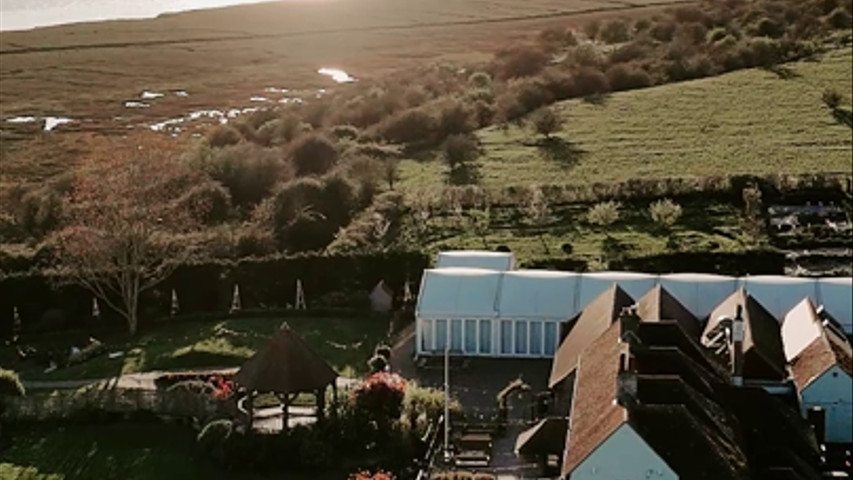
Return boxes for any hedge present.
[0,252,429,336]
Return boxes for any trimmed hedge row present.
[0,252,429,336]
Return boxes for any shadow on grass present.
[537,137,586,166]
[582,93,611,106]
[832,108,852,128]
[764,64,801,80]
[157,350,247,370]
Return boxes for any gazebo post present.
[281,393,289,432]
[247,390,255,430]
[332,381,338,418]
[317,387,326,421]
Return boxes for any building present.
[558,314,822,480]
[414,254,853,360]
[782,298,853,444]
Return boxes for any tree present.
[469,206,491,249]
[289,134,339,177]
[822,88,843,110]
[523,186,551,254]
[587,201,621,226]
[531,107,564,140]
[383,157,400,190]
[53,135,207,335]
[649,198,682,229]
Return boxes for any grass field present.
[402,197,748,268]
[3,314,388,381]
[0,423,334,480]
[399,46,853,192]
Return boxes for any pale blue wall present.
[570,424,678,480]
[801,366,853,443]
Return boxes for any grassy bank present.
[401,197,749,268]
[399,46,853,192]
[0,423,336,480]
[3,315,388,381]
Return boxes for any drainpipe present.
[732,305,745,387]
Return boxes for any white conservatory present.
[414,251,853,358]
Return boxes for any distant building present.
[783,298,853,444]
[369,280,394,313]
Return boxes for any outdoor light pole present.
[443,323,451,463]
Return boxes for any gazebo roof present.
[235,323,338,394]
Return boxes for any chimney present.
[619,306,642,346]
[732,305,745,387]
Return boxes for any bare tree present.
[469,206,491,249]
[53,135,206,335]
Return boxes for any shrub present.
[572,67,611,97]
[496,45,549,79]
[206,143,285,208]
[827,6,853,27]
[0,368,25,397]
[609,41,654,64]
[822,88,844,109]
[606,63,653,90]
[377,108,436,144]
[207,125,242,148]
[403,383,460,431]
[650,20,677,42]
[353,372,406,422]
[584,20,601,39]
[567,44,604,68]
[442,134,480,170]
[530,107,564,139]
[707,27,729,43]
[538,68,576,100]
[752,16,785,38]
[176,180,232,224]
[167,379,215,395]
[587,201,621,226]
[375,344,392,359]
[330,124,361,141]
[749,37,782,67]
[368,354,388,373]
[507,78,554,114]
[437,100,476,138]
[197,419,233,459]
[649,199,683,227]
[468,71,493,88]
[289,134,339,177]
[599,18,632,43]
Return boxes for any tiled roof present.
[784,298,853,391]
[548,284,633,388]
[562,322,626,476]
[636,284,702,340]
[703,289,787,380]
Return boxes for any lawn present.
[4,314,388,381]
[399,46,853,192]
[0,423,336,480]
[401,197,749,268]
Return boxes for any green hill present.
[399,46,853,192]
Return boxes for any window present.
[530,321,543,355]
[479,320,492,354]
[436,319,448,351]
[420,319,432,352]
[464,319,477,353]
[451,319,463,352]
[501,320,513,354]
[544,322,558,356]
[515,321,528,354]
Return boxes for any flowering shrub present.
[349,471,395,480]
[353,372,406,422]
[210,375,235,400]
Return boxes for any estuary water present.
[0,0,280,31]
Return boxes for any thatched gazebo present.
[234,322,338,430]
